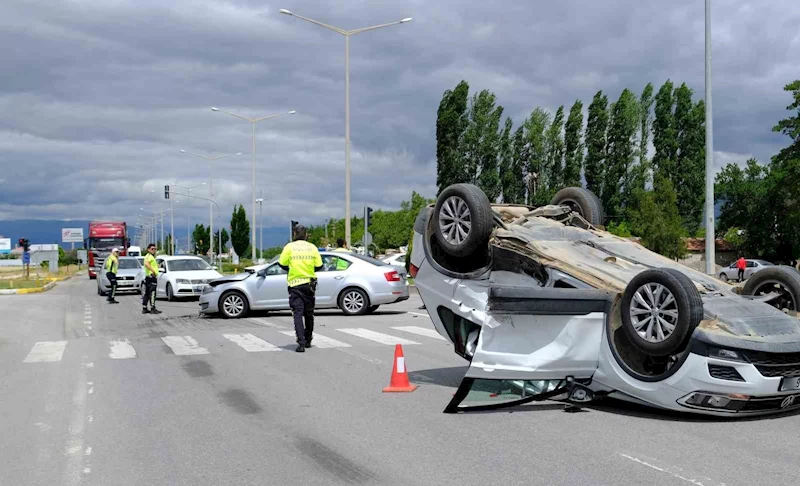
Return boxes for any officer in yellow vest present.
[142,243,162,315]
[104,248,120,304]
[333,238,352,271]
[279,224,323,352]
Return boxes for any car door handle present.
[334,275,345,280]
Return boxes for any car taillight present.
[409,264,419,278]
[384,270,401,282]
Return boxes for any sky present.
[1,0,798,231]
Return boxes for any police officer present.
[334,238,351,253]
[142,243,162,314]
[104,247,120,304]
[279,224,322,352]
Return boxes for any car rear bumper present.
[370,283,410,305]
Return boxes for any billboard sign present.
[0,238,10,254]
[62,227,84,243]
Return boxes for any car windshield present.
[756,260,773,266]
[117,258,140,269]
[168,259,213,271]
[89,238,125,250]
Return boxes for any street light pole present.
[256,197,264,260]
[704,0,715,275]
[211,107,295,261]
[279,9,412,247]
[172,182,205,254]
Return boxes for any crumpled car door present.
[444,285,613,413]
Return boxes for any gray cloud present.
[1,0,798,229]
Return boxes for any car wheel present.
[719,273,728,282]
[432,183,494,258]
[621,268,704,356]
[366,305,380,314]
[742,266,800,312]
[220,291,249,319]
[550,187,604,226]
[339,288,369,316]
[166,283,175,302]
[98,286,105,296]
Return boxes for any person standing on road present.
[736,256,746,282]
[142,243,162,315]
[104,247,120,304]
[333,238,351,253]
[279,224,322,353]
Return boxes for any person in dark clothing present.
[278,224,323,352]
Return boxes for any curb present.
[0,281,57,295]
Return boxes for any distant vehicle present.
[719,259,774,282]
[154,255,223,301]
[85,221,128,279]
[127,246,142,257]
[97,257,143,296]
[382,252,407,271]
[199,251,409,318]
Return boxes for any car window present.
[117,258,140,269]
[265,264,287,276]
[167,259,213,271]
[746,261,756,268]
[756,260,773,266]
[321,255,351,272]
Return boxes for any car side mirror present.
[257,269,266,277]
[212,265,218,270]
[159,268,165,273]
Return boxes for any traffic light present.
[18,238,30,251]
[365,207,373,228]
[165,185,170,199]
[291,220,298,234]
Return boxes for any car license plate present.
[779,376,800,391]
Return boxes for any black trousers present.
[738,269,745,281]
[143,275,158,308]
[289,283,316,346]
[106,272,117,300]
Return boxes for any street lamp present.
[181,150,241,262]
[141,208,169,253]
[211,106,295,261]
[280,8,412,246]
[704,0,715,275]
[256,197,264,260]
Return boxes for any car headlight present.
[707,346,745,362]
[202,285,216,294]
[176,279,190,284]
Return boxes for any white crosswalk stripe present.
[279,331,351,348]
[336,328,420,345]
[391,326,447,341]
[161,336,209,356]
[23,341,68,363]
[223,333,282,352]
[109,339,137,359]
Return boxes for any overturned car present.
[410,183,800,416]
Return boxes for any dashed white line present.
[618,453,725,486]
[161,336,209,356]
[109,339,137,359]
[84,447,92,456]
[391,326,446,340]
[336,328,420,345]
[279,331,352,348]
[23,341,68,363]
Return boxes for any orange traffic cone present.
[382,344,418,393]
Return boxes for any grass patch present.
[0,279,48,290]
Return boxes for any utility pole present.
[704,0,715,275]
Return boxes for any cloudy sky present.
[1,0,798,231]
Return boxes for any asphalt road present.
[2,275,800,486]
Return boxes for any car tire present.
[432,183,494,258]
[219,291,249,319]
[742,266,800,312]
[550,187,604,226]
[166,283,175,302]
[339,288,370,316]
[621,268,704,356]
[98,286,105,296]
[366,305,380,314]
[719,273,728,282]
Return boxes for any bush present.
[607,221,632,237]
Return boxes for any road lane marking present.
[161,336,209,356]
[336,329,419,345]
[280,331,352,348]
[24,341,68,363]
[223,333,282,352]
[391,326,447,340]
[248,317,288,329]
[618,453,725,486]
[109,339,137,359]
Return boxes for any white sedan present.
[155,255,223,301]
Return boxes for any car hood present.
[209,273,251,286]
[169,270,223,281]
[116,269,142,277]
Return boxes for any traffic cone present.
[382,344,417,393]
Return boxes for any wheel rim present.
[629,283,679,343]
[223,294,244,316]
[720,274,728,281]
[343,291,364,313]
[561,199,583,217]
[751,280,797,311]
[439,196,471,245]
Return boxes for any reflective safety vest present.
[104,254,118,274]
[144,254,158,277]
[279,240,322,287]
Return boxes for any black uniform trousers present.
[106,272,117,301]
[143,275,158,308]
[289,282,316,346]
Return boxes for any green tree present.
[524,108,550,205]
[498,118,517,203]
[563,100,584,187]
[584,91,609,198]
[629,83,655,194]
[218,228,229,252]
[653,80,678,185]
[603,88,638,220]
[544,105,565,195]
[230,204,250,258]
[436,81,470,192]
[461,89,504,200]
[769,80,800,261]
[630,175,687,260]
[509,125,528,204]
[675,87,706,234]
[192,224,210,255]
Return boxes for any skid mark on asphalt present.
[295,437,378,485]
[618,453,727,486]
[218,389,262,415]
[183,360,214,378]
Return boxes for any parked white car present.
[381,252,407,271]
[719,259,774,282]
[155,255,223,301]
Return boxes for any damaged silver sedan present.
[409,183,800,416]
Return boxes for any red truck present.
[85,221,128,279]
